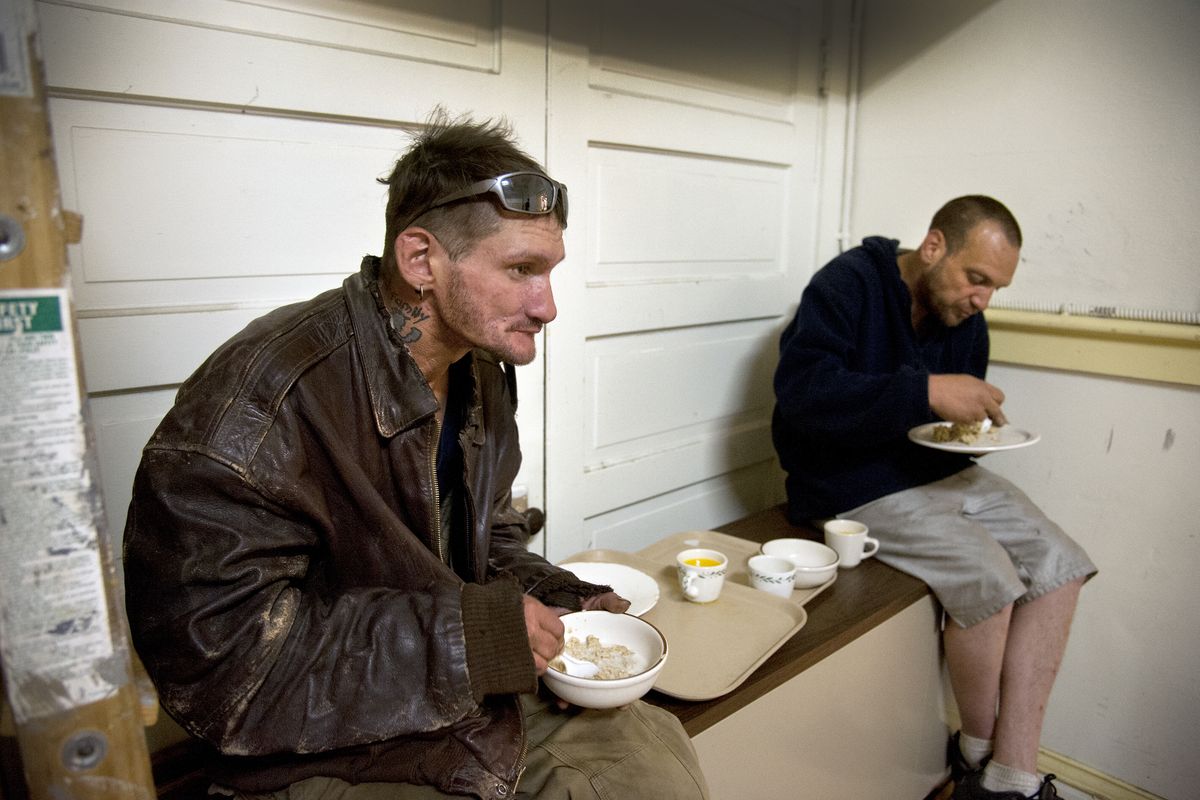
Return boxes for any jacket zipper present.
[442,362,524,798]
[510,711,529,797]
[428,420,445,564]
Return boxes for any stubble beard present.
[920,261,968,328]
[439,267,539,366]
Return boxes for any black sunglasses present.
[399,171,568,232]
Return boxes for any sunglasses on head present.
[400,171,568,232]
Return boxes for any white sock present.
[981,760,1042,795]
[959,732,993,769]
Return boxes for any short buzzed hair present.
[930,195,1022,254]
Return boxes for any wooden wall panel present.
[586,320,775,450]
[52,100,396,308]
[584,465,783,554]
[582,319,777,517]
[588,146,786,283]
[89,391,177,553]
[37,0,517,118]
[43,0,500,70]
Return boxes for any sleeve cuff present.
[460,577,538,701]
[526,570,613,611]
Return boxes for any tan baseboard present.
[1038,747,1164,800]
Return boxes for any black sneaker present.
[952,770,1060,800]
[947,732,988,784]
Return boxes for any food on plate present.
[931,419,999,445]
[549,635,638,680]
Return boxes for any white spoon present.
[556,652,600,679]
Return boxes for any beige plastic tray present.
[636,529,835,607]
[559,543,809,701]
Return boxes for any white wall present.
[850,0,1200,318]
[846,2,1200,797]
[985,366,1199,797]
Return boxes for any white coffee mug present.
[823,519,880,568]
[747,554,796,598]
[675,548,728,603]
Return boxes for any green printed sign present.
[0,296,62,334]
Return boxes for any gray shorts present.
[841,465,1097,628]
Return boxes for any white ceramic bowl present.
[542,611,668,709]
[760,538,840,588]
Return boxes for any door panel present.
[545,0,826,561]
[52,99,396,305]
[583,465,784,555]
[588,146,788,280]
[583,319,779,522]
[89,390,178,551]
[586,0,804,120]
[38,0,524,116]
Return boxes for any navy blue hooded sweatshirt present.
[771,236,984,522]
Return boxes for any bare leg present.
[991,578,1083,773]
[944,603,1012,742]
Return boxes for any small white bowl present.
[747,554,796,597]
[542,611,668,709]
[761,538,840,588]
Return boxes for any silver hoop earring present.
[418,285,425,299]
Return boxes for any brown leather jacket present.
[124,257,599,799]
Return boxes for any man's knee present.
[519,701,709,799]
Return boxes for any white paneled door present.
[543,0,827,561]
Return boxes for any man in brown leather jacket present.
[123,111,709,800]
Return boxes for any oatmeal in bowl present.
[543,611,668,708]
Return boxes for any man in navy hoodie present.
[772,196,1095,800]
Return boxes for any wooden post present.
[0,1,157,797]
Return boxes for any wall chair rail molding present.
[985,308,1200,388]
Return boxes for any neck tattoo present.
[391,301,429,345]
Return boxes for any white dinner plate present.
[558,562,660,617]
[907,421,1041,455]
